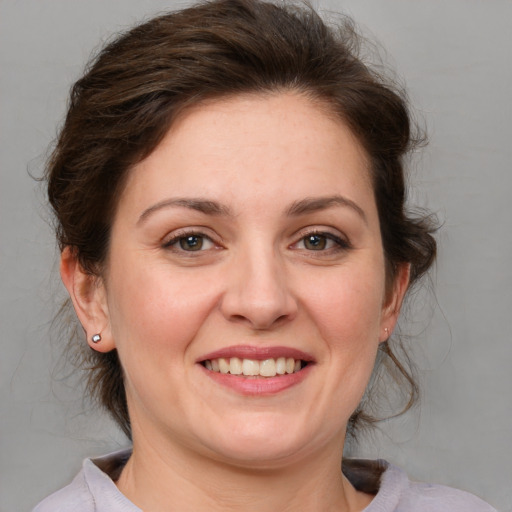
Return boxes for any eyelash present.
[162,229,350,254]
[162,230,217,253]
[292,230,351,253]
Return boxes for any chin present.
[197,414,340,468]
[211,440,309,469]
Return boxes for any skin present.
[62,92,409,512]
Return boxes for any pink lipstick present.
[197,345,315,395]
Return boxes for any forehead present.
[118,92,375,219]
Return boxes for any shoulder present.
[32,469,94,512]
[344,459,497,512]
[399,481,498,511]
[374,462,498,512]
[32,449,138,512]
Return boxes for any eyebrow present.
[286,195,367,224]
[138,198,232,224]
[138,194,367,225]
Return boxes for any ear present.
[379,263,410,342]
[60,247,115,353]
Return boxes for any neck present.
[116,426,373,512]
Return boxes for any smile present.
[203,357,306,377]
[197,346,314,393]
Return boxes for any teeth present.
[260,358,276,377]
[204,357,305,377]
[242,359,260,376]
[219,357,230,374]
[229,357,242,375]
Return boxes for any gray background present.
[1,1,511,511]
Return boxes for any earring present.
[384,327,389,338]
[91,333,102,343]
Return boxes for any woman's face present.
[90,93,406,466]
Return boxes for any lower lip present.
[199,364,313,396]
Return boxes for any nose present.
[220,246,298,330]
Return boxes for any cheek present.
[106,262,216,373]
[305,264,385,345]
[300,264,385,403]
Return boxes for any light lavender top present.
[33,450,497,511]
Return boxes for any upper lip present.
[197,345,315,363]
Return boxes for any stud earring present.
[91,334,102,343]
[384,327,389,337]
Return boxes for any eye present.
[163,232,215,252]
[293,231,350,252]
[178,235,209,251]
[302,234,330,250]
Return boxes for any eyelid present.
[161,227,222,250]
[291,227,351,251]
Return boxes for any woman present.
[33,0,496,510]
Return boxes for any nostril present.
[225,310,294,330]
[268,314,292,328]
[230,314,250,324]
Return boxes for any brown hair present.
[46,0,436,439]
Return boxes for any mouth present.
[198,345,314,380]
[197,346,314,395]
[201,357,309,377]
